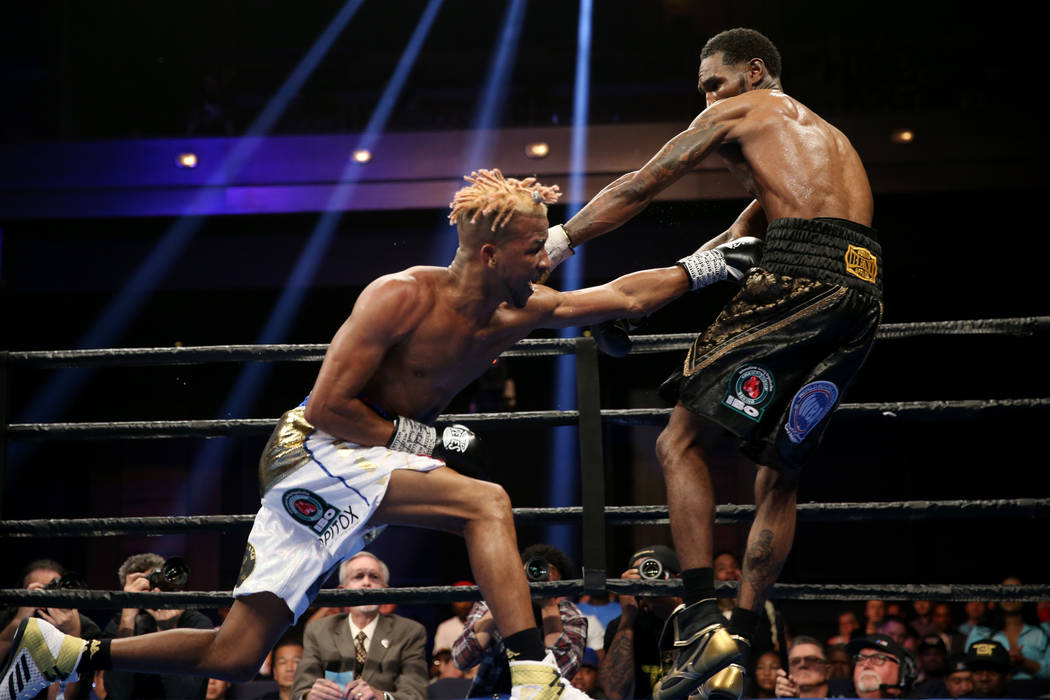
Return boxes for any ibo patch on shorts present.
[233,406,443,621]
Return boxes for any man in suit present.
[291,553,427,700]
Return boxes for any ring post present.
[574,337,606,594]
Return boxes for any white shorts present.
[232,406,442,621]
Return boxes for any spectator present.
[713,550,787,657]
[292,552,427,700]
[103,553,213,700]
[909,601,937,638]
[0,559,103,700]
[599,545,681,700]
[427,649,471,700]
[205,678,231,700]
[967,639,1013,697]
[825,644,853,681]
[876,615,912,648]
[828,610,861,646]
[261,635,303,700]
[752,651,782,698]
[432,581,475,655]
[773,636,836,698]
[959,601,989,637]
[864,600,886,636]
[914,635,948,686]
[930,602,964,654]
[575,592,622,633]
[571,648,604,699]
[845,633,917,699]
[964,576,1050,680]
[452,544,586,697]
[915,653,970,699]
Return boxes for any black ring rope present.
[6,317,1047,368]
[3,499,1046,538]
[8,398,1049,440]
[2,582,1047,611]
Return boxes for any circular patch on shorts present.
[283,488,325,525]
[236,543,256,586]
[722,364,775,421]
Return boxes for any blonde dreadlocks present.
[448,169,561,232]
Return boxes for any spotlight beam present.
[176,0,447,517]
[15,0,368,454]
[548,0,593,558]
[432,0,528,267]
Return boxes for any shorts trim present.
[303,434,370,506]
[684,284,846,377]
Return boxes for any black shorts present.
[658,217,883,470]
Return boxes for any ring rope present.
[8,398,1049,440]
[6,317,1047,368]
[3,499,1046,538]
[2,582,1048,611]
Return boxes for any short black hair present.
[521,543,575,580]
[21,559,65,586]
[701,28,782,79]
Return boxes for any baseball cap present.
[581,648,600,669]
[946,653,970,674]
[628,545,681,575]
[847,633,911,663]
[918,635,947,654]
[966,639,1011,672]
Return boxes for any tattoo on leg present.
[745,529,778,597]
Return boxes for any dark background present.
[1,1,1047,643]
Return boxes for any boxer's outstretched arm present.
[530,265,691,330]
[562,111,736,246]
[305,275,420,445]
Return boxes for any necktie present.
[355,630,368,671]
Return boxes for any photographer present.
[102,553,213,700]
[600,545,682,700]
[0,559,102,699]
[451,544,587,697]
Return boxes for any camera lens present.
[524,558,550,582]
[160,557,190,588]
[637,557,664,580]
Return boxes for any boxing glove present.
[677,236,763,290]
[388,418,490,480]
[589,318,642,358]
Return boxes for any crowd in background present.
[3,550,1048,700]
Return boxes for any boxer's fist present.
[589,318,642,358]
[433,424,490,480]
[716,236,763,281]
[677,236,763,290]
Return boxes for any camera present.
[146,557,190,592]
[636,557,666,580]
[524,557,550,582]
[43,573,86,591]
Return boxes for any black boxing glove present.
[589,317,644,358]
[677,236,764,289]
[388,418,490,480]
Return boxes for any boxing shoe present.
[509,651,593,700]
[0,617,85,700]
[652,602,741,700]
[692,662,746,700]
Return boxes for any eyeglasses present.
[855,653,899,667]
[788,656,827,668]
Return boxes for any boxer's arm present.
[560,102,745,247]
[305,276,418,446]
[530,265,691,330]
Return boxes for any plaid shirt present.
[451,600,588,694]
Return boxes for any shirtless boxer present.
[543,28,883,700]
[0,168,760,700]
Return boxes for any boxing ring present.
[2,315,1050,612]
